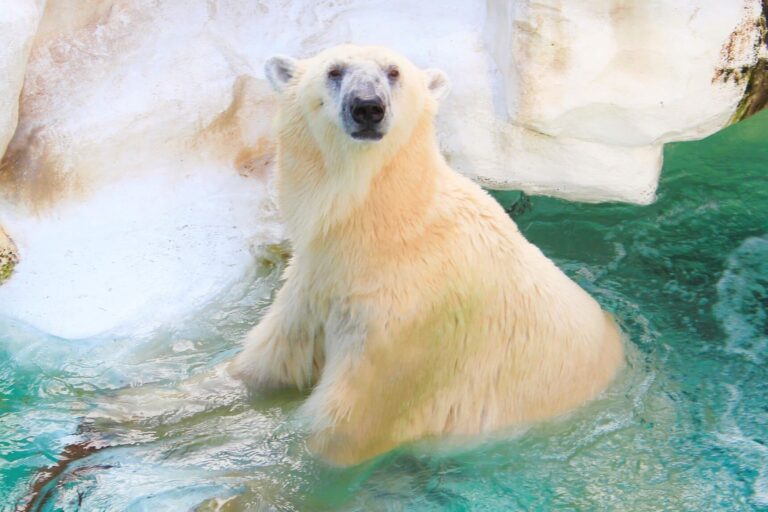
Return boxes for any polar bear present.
[230,45,624,465]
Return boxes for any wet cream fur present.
[230,45,624,465]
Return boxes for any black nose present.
[350,97,385,125]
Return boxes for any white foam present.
[715,235,768,362]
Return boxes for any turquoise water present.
[1,110,767,510]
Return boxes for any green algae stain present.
[0,230,19,285]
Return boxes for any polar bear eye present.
[328,67,343,79]
[387,67,400,80]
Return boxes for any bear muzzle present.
[343,94,390,141]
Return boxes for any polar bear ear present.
[425,69,450,102]
[265,55,299,93]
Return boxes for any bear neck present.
[275,106,442,251]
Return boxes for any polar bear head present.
[264,45,449,154]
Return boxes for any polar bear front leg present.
[229,276,319,392]
[297,302,404,465]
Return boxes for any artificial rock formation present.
[0,0,764,337]
[483,0,768,202]
[0,0,42,158]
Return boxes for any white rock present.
[0,0,42,158]
[0,167,281,339]
[0,0,763,337]
[0,1,283,339]
[486,0,764,146]
[483,0,766,202]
